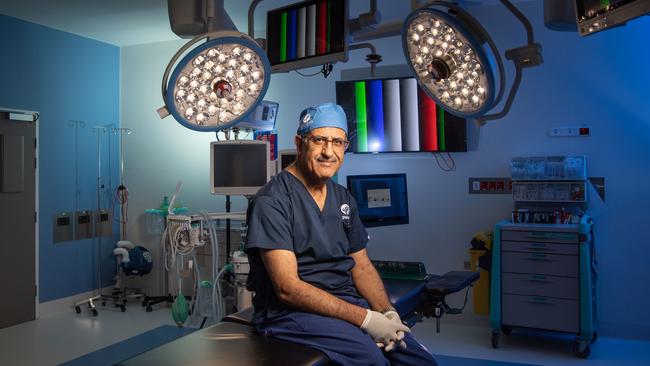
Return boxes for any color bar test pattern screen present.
[336,77,467,153]
[267,0,346,67]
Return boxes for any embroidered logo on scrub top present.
[341,204,351,234]
[340,204,350,216]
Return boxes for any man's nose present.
[320,142,335,157]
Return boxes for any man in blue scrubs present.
[245,102,437,366]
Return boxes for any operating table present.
[117,262,478,366]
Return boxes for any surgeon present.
[244,102,438,366]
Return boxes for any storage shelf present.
[512,181,587,203]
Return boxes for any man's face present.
[296,127,348,181]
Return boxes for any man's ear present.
[294,135,306,159]
[294,134,301,150]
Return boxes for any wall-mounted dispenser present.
[53,212,73,243]
[74,210,93,240]
[95,209,112,237]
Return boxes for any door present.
[0,111,36,329]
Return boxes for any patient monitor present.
[210,140,271,196]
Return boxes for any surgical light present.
[402,1,542,125]
[158,31,271,132]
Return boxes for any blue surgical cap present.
[297,102,348,136]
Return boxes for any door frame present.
[1,107,39,318]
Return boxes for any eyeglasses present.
[304,135,350,150]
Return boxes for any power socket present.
[548,126,590,137]
[468,177,512,194]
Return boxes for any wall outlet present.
[548,126,590,137]
[468,177,512,194]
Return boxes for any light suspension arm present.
[349,43,382,77]
[248,0,264,38]
[476,0,542,125]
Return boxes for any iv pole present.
[73,126,127,315]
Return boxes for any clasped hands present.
[360,309,410,352]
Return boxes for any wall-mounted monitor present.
[266,0,348,73]
[235,101,279,131]
[576,0,650,36]
[336,77,467,153]
[346,173,409,228]
[210,140,271,196]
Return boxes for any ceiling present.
[0,0,523,47]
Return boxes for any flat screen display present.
[235,101,279,131]
[576,0,650,36]
[336,77,467,153]
[266,0,347,71]
[211,140,270,196]
[347,173,409,228]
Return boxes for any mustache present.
[316,157,338,163]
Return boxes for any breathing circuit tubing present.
[162,182,227,326]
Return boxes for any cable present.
[294,69,323,77]
[112,186,129,240]
[168,219,195,256]
[206,214,224,321]
[199,211,227,322]
[161,226,172,273]
[433,152,456,172]
[294,62,334,78]
[213,266,228,321]
[199,212,217,319]
[187,251,203,328]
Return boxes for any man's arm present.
[350,249,393,312]
[260,248,367,326]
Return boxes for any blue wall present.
[0,15,121,302]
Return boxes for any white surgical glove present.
[360,309,410,350]
[383,310,408,351]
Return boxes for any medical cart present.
[490,156,598,358]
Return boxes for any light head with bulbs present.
[158,31,271,132]
[402,0,542,125]
[403,7,496,118]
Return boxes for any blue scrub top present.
[245,170,369,320]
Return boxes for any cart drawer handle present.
[528,274,553,283]
[526,243,551,251]
[527,297,555,305]
[528,253,551,261]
